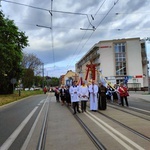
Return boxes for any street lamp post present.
[42,63,44,89]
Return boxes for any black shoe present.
[73,112,76,115]
[77,110,81,113]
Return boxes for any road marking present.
[86,111,145,150]
[129,106,150,113]
[0,106,38,150]
[21,98,48,150]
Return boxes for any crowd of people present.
[47,80,129,115]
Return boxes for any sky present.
[1,0,150,77]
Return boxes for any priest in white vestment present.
[88,80,98,111]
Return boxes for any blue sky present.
[1,0,150,77]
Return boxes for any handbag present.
[126,92,129,96]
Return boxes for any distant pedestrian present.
[69,81,80,115]
[118,83,129,107]
[115,84,121,105]
[65,86,71,106]
[106,85,114,103]
[59,85,66,105]
[79,81,89,113]
[88,80,98,112]
[54,86,60,102]
[43,86,47,94]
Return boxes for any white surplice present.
[69,86,80,102]
[88,84,98,110]
[79,85,89,101]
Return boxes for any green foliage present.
[48,77,59,87]
[22,68,34,88]
[0,11,29,94]
[34,76,43,87]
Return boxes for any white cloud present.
[1,0,150,77]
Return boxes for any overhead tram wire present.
[1,0,50,11]
[83,0,120,44]
[2,0,149,16]
[65,0,107,70]
[1,0,94,27]
[65,0,120,72]
[95,0,120,30]
[2,0,120,73]
[79,0,120,58]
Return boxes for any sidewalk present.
[128,91,150,102]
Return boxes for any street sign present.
[10,78,17,84]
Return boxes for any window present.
[114,43,127,75]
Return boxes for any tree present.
[22,68,34,88]
[21,53,43,88]
[0,11,28,94]
[22,53,43,76]
[48,77,59,87]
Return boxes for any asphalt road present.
[0,93,149,150]
[0,94,47,150]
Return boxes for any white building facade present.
[76,37,149,90]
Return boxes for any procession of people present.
[51,78,129,115]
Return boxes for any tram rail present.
[24,94,149,150]
[67,107,107,150]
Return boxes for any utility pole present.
[42,63,44,89]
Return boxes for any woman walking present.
[118,83,129,107]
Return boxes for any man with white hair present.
[88,80,98,111]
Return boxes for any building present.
[59,70,79,86]
[75,37,149,90]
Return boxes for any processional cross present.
[85,60,98,81]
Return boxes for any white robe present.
[88,84,98,110]
[69,86,80,102]
[79,85,89,101]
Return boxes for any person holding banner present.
[88,80,98,111]
[118,82,129,107]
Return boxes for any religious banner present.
[85,61,98,81]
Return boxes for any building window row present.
[114,43,127,76]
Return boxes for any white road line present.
[129,106,150,113]
[86,111,145,150]
[0,106,38,150]
[21,98,48,150]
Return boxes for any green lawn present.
[0,90,43,106]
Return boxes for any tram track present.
[67,106,107,150]
[85,104,150,142]
[69,102,149,149]
[26,94,149,150]
[108,103,150,121]
[66,104,149,149]
[37,95,50,150]
[97,109,150,142]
